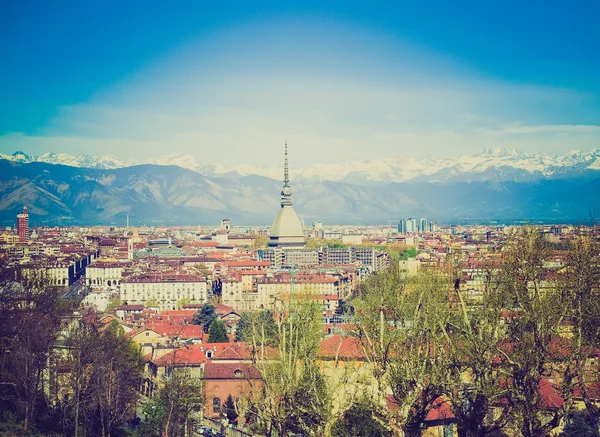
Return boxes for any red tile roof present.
[203,362,261,380]
[319,336,365,359]
[152,342,233,366]
[425,397,455,422]
[212,343,254,360]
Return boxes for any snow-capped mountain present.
[0,151,136,169]
[2,147,600,183]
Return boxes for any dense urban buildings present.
[2,150,600,437]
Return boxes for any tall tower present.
[17,206,29,243]
[268,142,305,248]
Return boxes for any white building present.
[120,273,207,311]
[398,258,420,277]
[86,261,131,287]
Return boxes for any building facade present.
[120,273,207,311]
[17,206,29,243]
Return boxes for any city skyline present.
[1,1,599,167]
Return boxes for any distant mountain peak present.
[12,151,31,160]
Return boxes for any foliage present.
[235,310,278,345]
[224,394,238,425]
[235,312,250,342]
[176,297,191,310]
[0,270,74,433]
[560,412,594,437]
[0,269,143,437]
[62,320,145,437]
[105,297,123,311]
[442,259,511,437]
[252,235,269,249]
[245,298,331,437]
[305,238,346,249]
[399,247,418,260]
[331,397,391,437]
[353,267,451,436]
[335,299,354,316]
[497,227,571,437]
[145,298,159,307]
[284,362,331,434]
[192,303,217,333]
[138,371,203,437]
[208,318,228,343]
[560,236,600,431]
[137,398,166,437]
[162,371,204,437]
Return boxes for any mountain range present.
[3,147,600,184]
[0,149,599,226]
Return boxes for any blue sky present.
[1,0,599,166]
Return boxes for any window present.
[213,397,221,413]
[234,369,243,378]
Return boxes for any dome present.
[269,206,304,246]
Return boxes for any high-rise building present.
[17,206,29,243]
[419,218,428,233]
[268,142,305,249]
[398,219,407,234]
[406,218,417,233]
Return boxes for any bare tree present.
[246,297,332,437]
[497,227,572,437]
[353,268,452,437]
[443,263,513,437]
[0,270,72,432]
[561,236,600,435]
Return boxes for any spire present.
[281,141,293,207]
[284,140,289,187]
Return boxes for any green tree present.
[192,303,217,333]
[235,310,278,345]
[138,371,203,437]
[284,362,331,435]
[177,297,191,310]
[560,412,594,437]
[224,394,238,425]
[138,398,166,437]
[208,319,228,343]
[331,396,391,437]
[235,312,250,342]
[105,297,123,312]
